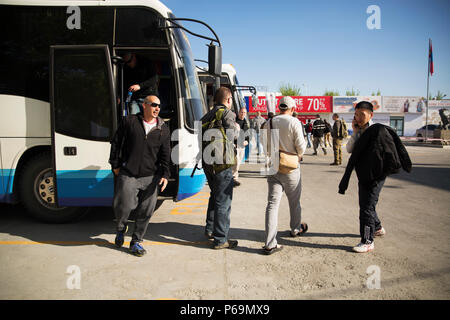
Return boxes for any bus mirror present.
[252,93,258,108]
[208,44,222,76]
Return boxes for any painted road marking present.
[170,191,209,215]
[0,240,210,246]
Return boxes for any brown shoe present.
[213,240,238,249]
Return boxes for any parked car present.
[416,124,437,141]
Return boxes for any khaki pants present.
[324,132,331,147]
[332,138,343,164]
[313,137,326,154]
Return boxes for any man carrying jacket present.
[338,101,411,253]
[109,95,170,257]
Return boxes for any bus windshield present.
[171,17,206,128]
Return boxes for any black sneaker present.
[233,180,241,187]
[205,231,214,240]
[115,225,128,248]
[129,241,147,257]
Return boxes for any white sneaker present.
[374,227,386,237]
[352,242,374,253]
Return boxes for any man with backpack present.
[330,113,346,165]
[201,87,239,250]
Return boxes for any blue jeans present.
[306,133,312,148]
[204,167,234,245]
[255,132,263,154]
[129,98,144,115]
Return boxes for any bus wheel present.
[19,152,87,223]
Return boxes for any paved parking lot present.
[0,145,449,299]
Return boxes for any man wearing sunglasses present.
[109,95,170,257]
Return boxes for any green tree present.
[428,91,447,100]
[345,87,360,96]
[371,89,381,96]
[323,89,340,96]
[279,83,302,96]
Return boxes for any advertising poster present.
[333,96,383,113]
[383,96,424,113]
[249,96,332,114]
[428,100,450,108]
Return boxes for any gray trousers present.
[265,168,302,249]
[113,172,159,243]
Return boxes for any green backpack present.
[201,107,236,174]
[340,119,349,139]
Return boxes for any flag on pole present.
[429,39,434,76]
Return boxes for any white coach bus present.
[0,0,221,222]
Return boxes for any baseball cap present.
[279,96,296,110]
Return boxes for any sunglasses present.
[145,102,160,108]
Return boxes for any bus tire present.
[19,152,87,223]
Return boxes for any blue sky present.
[164,0,449,97]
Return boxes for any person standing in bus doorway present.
[262,96,308,255]
[201,87,239,249]
[123,53,159,115]
[109,95,170,257]
[232,107,250,187]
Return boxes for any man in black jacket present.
[312,114,327,155]
[338,101,411,253]
[109,95,170,256]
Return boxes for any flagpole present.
[425,38,430,143]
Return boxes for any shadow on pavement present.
[0,205,358,254]
[389,165,450,192]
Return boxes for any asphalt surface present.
[0,143,449,300]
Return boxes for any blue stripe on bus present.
[2,167,207,205]
[176,167,206,201]
[55,170,114,206]
[58,197,113,207]
[0,169,15,203]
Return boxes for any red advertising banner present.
[249,96,332,113]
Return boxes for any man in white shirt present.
[261,96,308,255]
